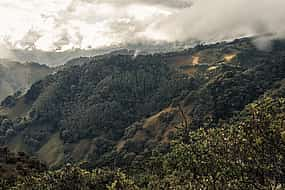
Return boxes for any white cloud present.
[0,42,14,59]
[88,0,192,8]
[0,0,176,51]
[151,0,285,42]
[0,0,284,51]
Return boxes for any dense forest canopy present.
[0,38,285,189]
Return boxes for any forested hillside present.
[0,37,285,189]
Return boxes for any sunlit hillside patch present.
[192,56,200,65]
[224,53,237,62]
[208,66,218,71]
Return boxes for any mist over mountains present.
[1,0,285,69]
[1,1,285,189]
[0,37,285,189]
[0,40,197,67]
[1,0,285,52]
[0,59,52,102]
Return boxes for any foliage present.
[144,97,285,189]
[3,166,139,190]
[1,38,285,190]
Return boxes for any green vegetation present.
[2,96,285,189]
[1,38,285,189]
[143,97,285,189]
[1,166,138,190]
[37,133,64,168]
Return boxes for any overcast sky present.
[0,0,284,51]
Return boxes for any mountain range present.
[0,37,285,189]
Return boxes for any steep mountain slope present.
[0,60,52,102]
[1,37,285,169]
[143,92,285,189]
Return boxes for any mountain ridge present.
[0,37,285,170]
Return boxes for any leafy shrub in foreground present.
[144,97,285,189]
[7,166,138,190]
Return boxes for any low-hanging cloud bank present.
[73,0,193,9]
[0,0,285,51]
[151,0,285,42]
[0,43,14,59]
